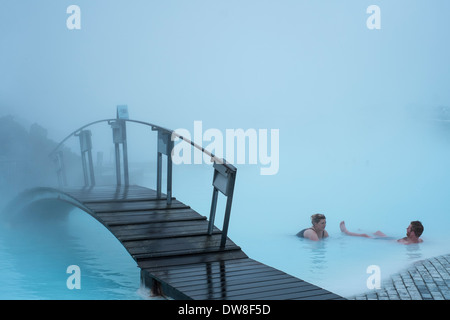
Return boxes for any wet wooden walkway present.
[62,185,344,300]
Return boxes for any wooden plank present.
[279,292,339,300]
[111,220,209,233]
[138,250,249,269]
[86,199,189,213]
[168,270,292,292]
[259,288,339,300]
[167,265,290,285]
[144,257,256,275]
[124,234,240,259]
[96,208,205,226]
[64,185,158,202]
[110,218,208,230]
[148,259,267,281]
[57,185,344,300]
[179,272,330,300]
[185,279,315,300]
[189,274,303,293]
[180,275,300,296]
[96,207,199,218]
[217,287,331,300]
[163,261,283,282]
[110,221,221,241]
[100,215,204,227]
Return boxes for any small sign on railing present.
[213,162,233,197]
[116,105,129,120]
[208,162,237,248]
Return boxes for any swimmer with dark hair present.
[339,221,424,245]
[297,213,329,241]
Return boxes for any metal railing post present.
[109,106,130,187]
[207,187,219,235]
[155,129,174,205]
[167,146,173,205]
[114,140,121,186]
[87,147,95,186]
[122,121,129,186]
[76,130,95,187]
[220,178,235,248]
[207,162,237,248]
[156,152,162,199]
[52,150,67,188]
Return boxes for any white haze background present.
[1,0,450,298]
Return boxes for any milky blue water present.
[2,115,450,299]
[171,160,450,298]
[169,117,450,298]
[1,0,450,300]
[0,207,145,300]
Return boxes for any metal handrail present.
[49,118,234,170]
[49,109,237,248]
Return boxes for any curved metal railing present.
[50,118,228,166]
[49,106,237,248]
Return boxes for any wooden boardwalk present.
[59,185,343,300]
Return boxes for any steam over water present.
[1,1,450,299]
[1,103,450,299]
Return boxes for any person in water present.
[297,213,329,241]
[339,220,424,245]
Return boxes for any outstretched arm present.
[340,221,371,238]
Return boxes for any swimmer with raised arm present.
[339,220,424,245]
[297,213,329,241]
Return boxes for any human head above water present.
[410,221,424,237]
[311,213,326,226]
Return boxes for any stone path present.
[352,254,450,300]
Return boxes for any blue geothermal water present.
[1,114,450,299]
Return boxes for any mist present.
[1,0,450,298]
[1,1,449,136]
[2,0,449,192]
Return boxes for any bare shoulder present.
[397,237,423,244]
[303,229,319,241]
